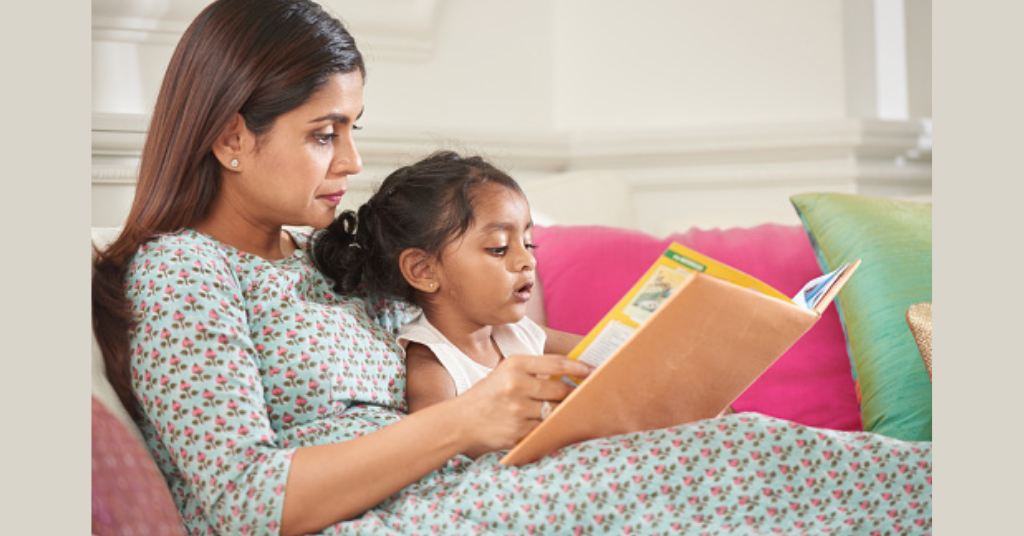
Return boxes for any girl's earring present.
[230,159,239,168]
[429,283,435,290]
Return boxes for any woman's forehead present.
[294,71,365,121]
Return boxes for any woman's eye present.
[314,133,339,145]
[487,246,508,256]
[352,124,363,131]
[525,243,538,251]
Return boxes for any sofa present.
[91,191,933,534]
[526,192,933,441]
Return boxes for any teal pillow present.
[790,193,931,441]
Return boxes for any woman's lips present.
[319,190,346,205]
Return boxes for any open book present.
[500,243,859,465]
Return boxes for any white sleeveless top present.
[397,315,547,394]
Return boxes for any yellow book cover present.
[563,242,792,385]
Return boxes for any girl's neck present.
[425,313,502,369]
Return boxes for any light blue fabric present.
[126,228,932,535]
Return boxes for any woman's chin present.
[302,211,339,230]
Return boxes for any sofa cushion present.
[906,302,933,382]
[532,223,862,432]
[791,193,932,441]
[93,396,186,536]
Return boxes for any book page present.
[563,320,637,385]
[791,262,851,310]
[562,242,790,383]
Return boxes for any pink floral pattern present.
[126,229,932,535]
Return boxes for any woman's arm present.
[281,399,464,534]
[404,342,457,413]
[127,242,294,535]
[281,353,594,535]
[129,238,593,536]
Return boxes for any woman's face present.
[234,71,364,230]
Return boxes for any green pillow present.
[790,193,931,441]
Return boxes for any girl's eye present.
[313,133,339,145]
[353,124,363,131]
[487,247,509,256]
[525,243,538,251]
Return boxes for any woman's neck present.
[192,208,296,260]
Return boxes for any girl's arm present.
[403,341,517,459]
[526,276,584,354]
[404,342,457,413]
[542,326,584,355]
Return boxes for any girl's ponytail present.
[313,207,369,294]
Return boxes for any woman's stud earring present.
[230,159,239,168]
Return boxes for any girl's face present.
[232,71,364,230]
[431,183,537,330]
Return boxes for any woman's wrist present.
[421,395,480,454]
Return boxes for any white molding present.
[92,131,147,158]
[92,164,141,185]
[324,0,442,62]
[91,0,442,61]
[92,112,149,133]
[90,112,571,173]
[568,119,928,165]
[874,0,910,119]
[92,112,931,192]
[91,0,204,45]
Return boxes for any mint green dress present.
[125,229,932,535]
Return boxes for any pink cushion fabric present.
[532,224,862,432]
[92,396,186,536]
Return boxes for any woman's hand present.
[444,354,595,457]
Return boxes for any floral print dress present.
[125,229,932,536]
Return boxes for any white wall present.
[553,1,848,129]
[92,0,931,235]
[356,1,556,133]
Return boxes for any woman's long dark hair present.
[313,151,524,304]
[92,0,365,418]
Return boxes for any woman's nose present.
[332,137,362,176]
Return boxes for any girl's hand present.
[445,354,595,456]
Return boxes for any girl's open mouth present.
[513,280,534,301]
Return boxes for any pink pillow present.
[533,224,862,432]
[93,396,186,536]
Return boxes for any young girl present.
[314,151,583,414]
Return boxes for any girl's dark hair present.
[92,0,365,418]
[313,151,524,303]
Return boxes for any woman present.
[92,1,932,535]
